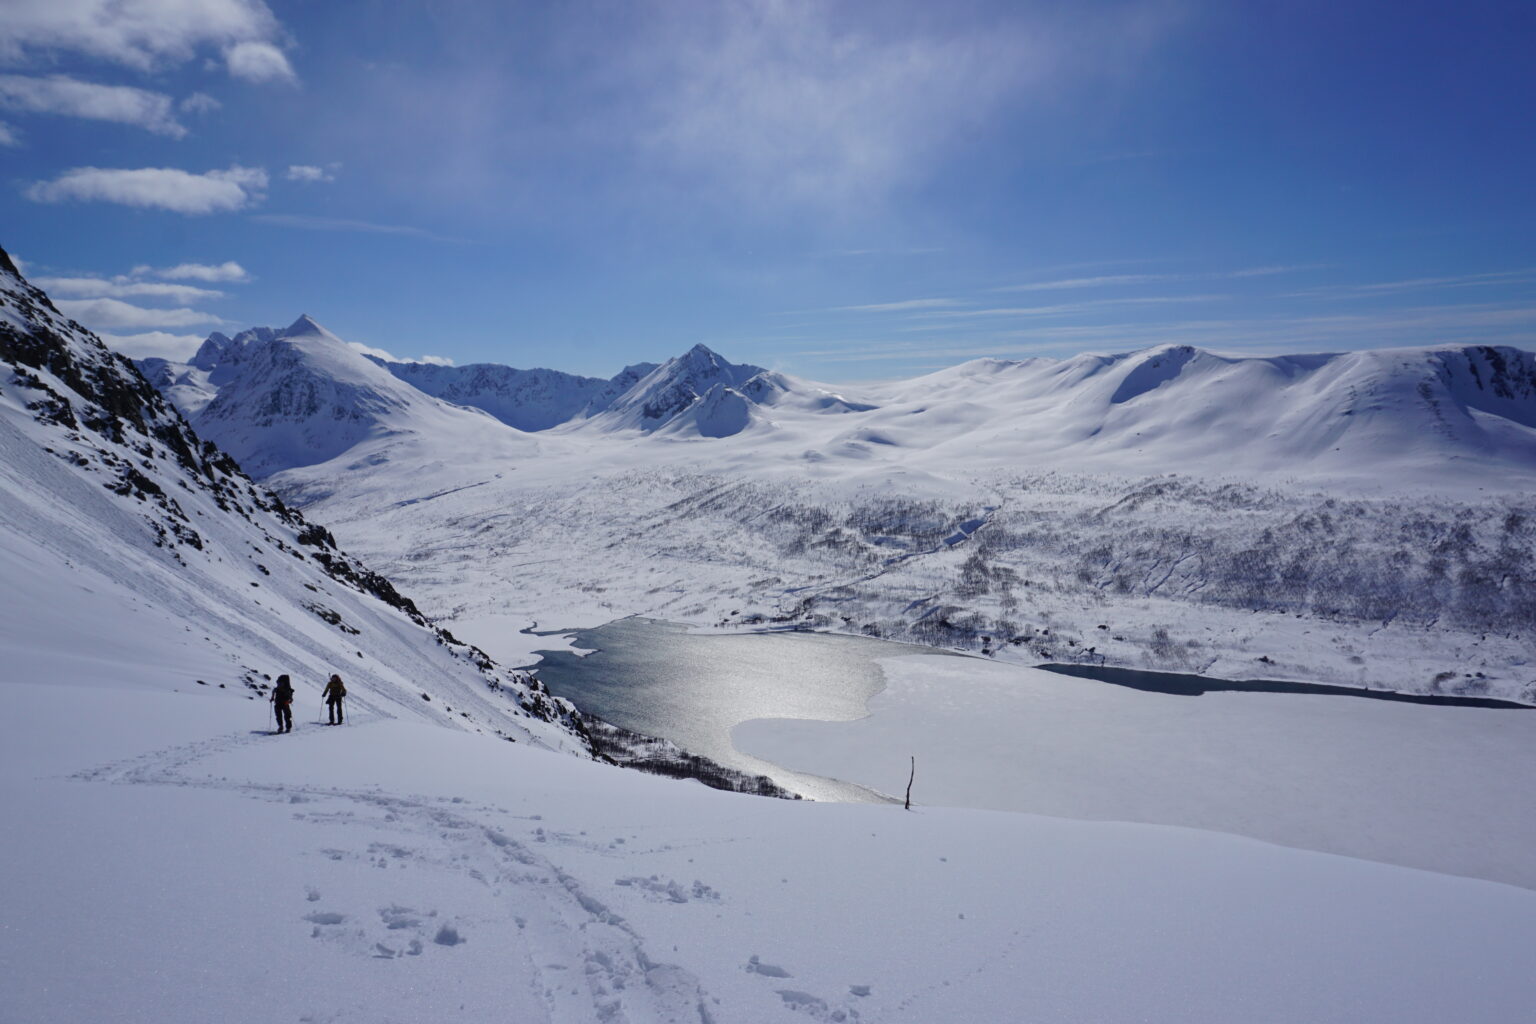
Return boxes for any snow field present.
[734,656,1536,889]
[6,679,1536,1024]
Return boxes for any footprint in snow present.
[745,954,791,978]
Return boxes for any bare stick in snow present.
[905,755,915,811]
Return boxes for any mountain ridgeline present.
[137,314,1536,487]
[141,323,879,475]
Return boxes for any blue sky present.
[1,0,1532,380]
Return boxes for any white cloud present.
[285,164,336,183]
[346,341,452,366]
[97,330,205,362]
[250,213,465,243]
[137,260,251,283]
[179,92,221,115]
[25,165,268,214]
[32,275,223,303]
[570,0,1178,210]
[55,297,224,330]
[0,74,186,136]
[0,120,16,146]
[1287,269,1536,298]
[224,40,295,83]
[346,340,398,361]
[1003,273,1177,292]
[999,267,1322,292]
[0,1,292,81]
[833,298,959,313]
[612,1,1049,207]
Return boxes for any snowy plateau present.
[5,243,1536,1023]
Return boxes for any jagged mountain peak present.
[284,313,328,337]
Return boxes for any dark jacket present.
[272,681,295,705]
[322,677,346,702]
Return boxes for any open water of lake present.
[529,618,954,801]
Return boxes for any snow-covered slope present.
[0,244,585,751]
[377,358,659,431]
[9,677,1536,1024]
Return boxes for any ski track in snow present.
[69,725,739,1024]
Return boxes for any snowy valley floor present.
[6,678,1536,1024]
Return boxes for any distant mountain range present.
[138,319,876,474]
[137,315,1536,488]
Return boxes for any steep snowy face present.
[136,357,219,416]
[188,315,514,477]
[0,244,588,749]
[191,325,279,376]
[589,344,768,434]
[377,359,658,432]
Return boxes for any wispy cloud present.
[250,213,467,242]
[833,298,960,313]
[1287,268,1536,298]
[25,165,268,214]
[0,120,16,146]
[1001,273,1179,292]
[904,295,1230,321]
[285,164,338,183]
[830,247,946,257]
[0,0,296,82]
[179,92,221,115]
[135,261,251,283]
[0,74,186,137]
[998,266,1323,292]
[32,276,223,303]
[224,40,296,83]
[55,297,224,330]
[345,341,452,366]
[580,0,1177,210]
[96,330,206,362]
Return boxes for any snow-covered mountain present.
[844,343,1536,482]
[166,315,538,477]
[376,358,659,431]
[580,344,875,438]
[151,329,872,451]
[0,244,585,750]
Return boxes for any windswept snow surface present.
[7,680,1536,1024]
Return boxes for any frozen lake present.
[534,619,1536,888]
[530,618,953,802]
